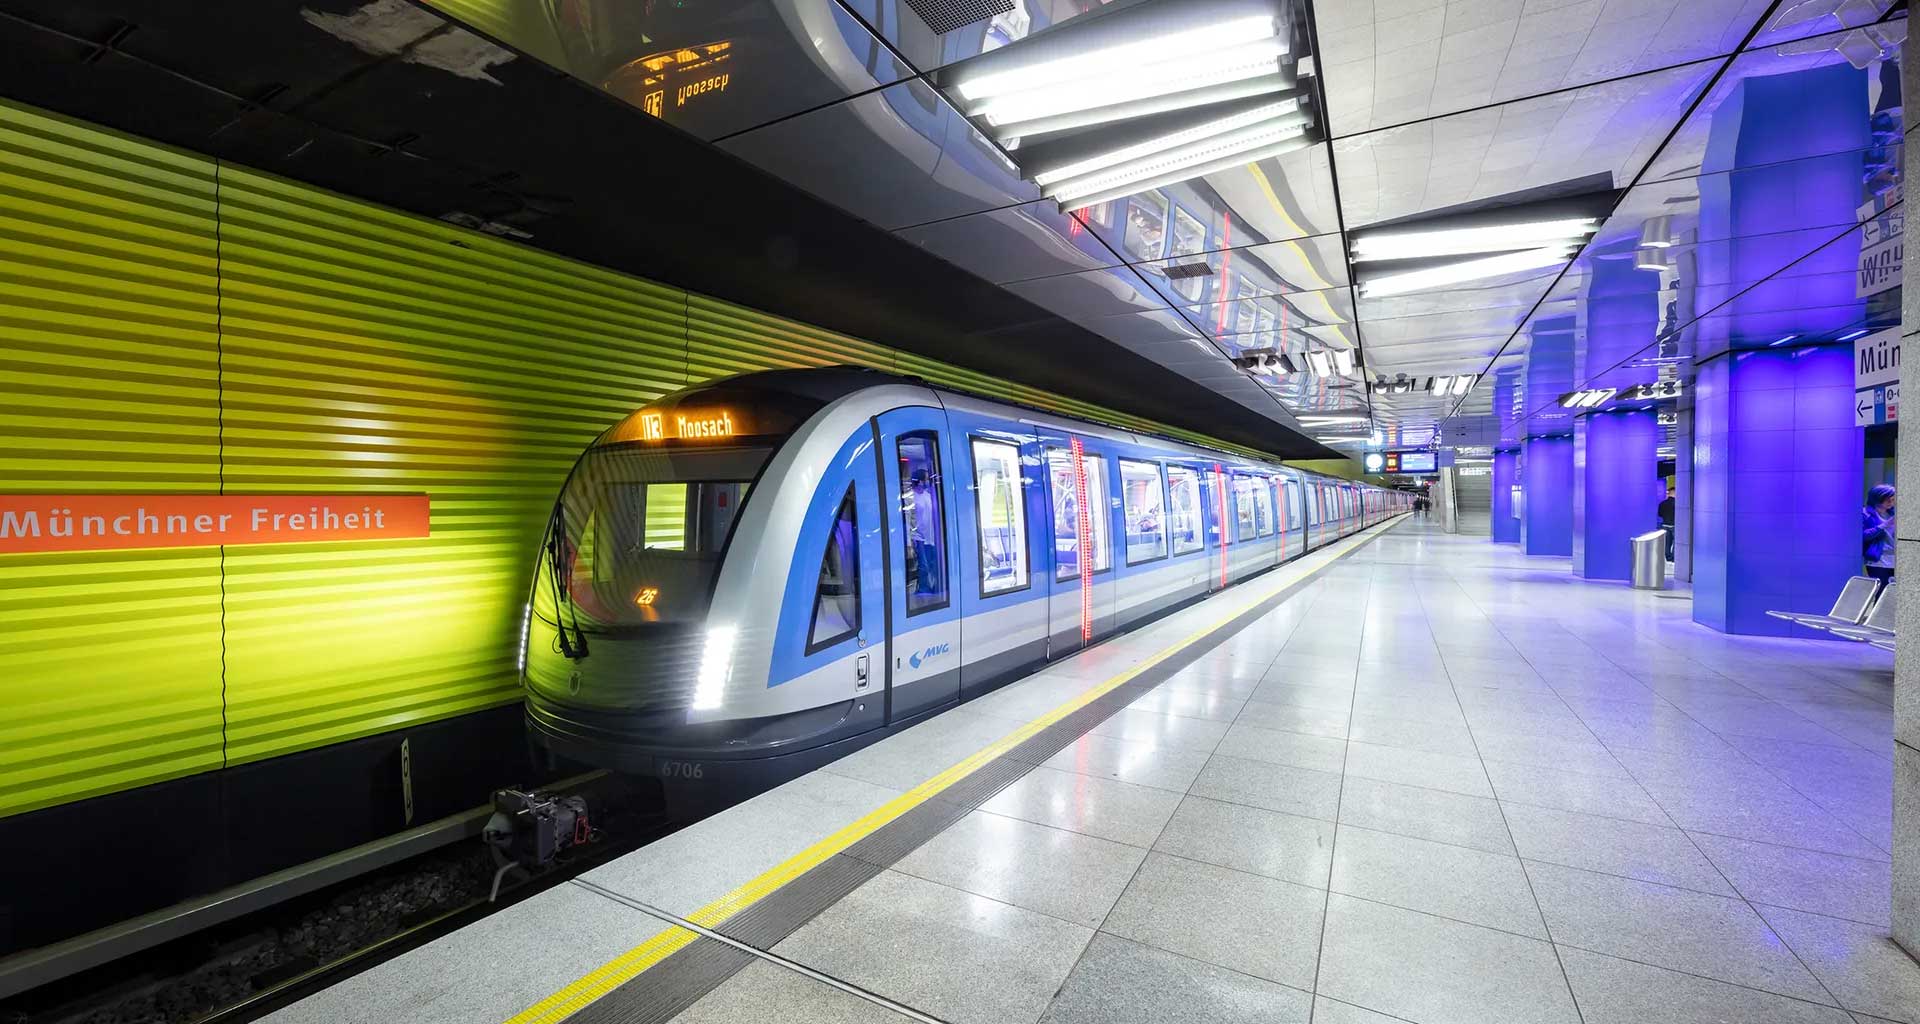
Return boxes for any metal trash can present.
[1632,530,1668,590]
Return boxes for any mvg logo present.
[908,642,950,669]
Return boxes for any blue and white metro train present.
[522,368,1407,800]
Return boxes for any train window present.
[1254,478,1275,537]
[807,486,860,652]
[1233,474,1259,542]
[544,444,768,627]
[1120,460,1168,564]
[1166,466,1203,554]
[971,439,1029,596]
[1048,448,1112,579]
[897,432,949,616]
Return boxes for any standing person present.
[908,469,942,596]
[1863,483,1897,582]
[1658,479,1676,561]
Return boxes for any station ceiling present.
[0,0,1905,456]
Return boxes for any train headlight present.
[517,601,531,675]
[692,625,736,710]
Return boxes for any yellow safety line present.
[504,518,1401,1024]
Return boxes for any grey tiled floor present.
[773,520,1918,1024]
[281,519,1919,1024]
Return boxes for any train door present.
[1204,465,1229,591]
[1043,441,1118,654]
[955,430,1047,697]
[873,407,962,722]
[1274,476,1290,561]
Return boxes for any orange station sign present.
[0,495,431,555]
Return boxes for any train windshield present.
[539,445,770,629]
[534,385,825,631]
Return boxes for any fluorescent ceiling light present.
[1299,415,1367,424]
[954,14,1279,103]
[1314,436,1364,444]
[1332,348,1355,376]
[1558,388,1616,408]
[1427,376,1449,396]
[1450,374,1475,396]
[1032,99,1297,187]
[1839,328,1871,341]
[999,76,1296,142]
[1305,351,1334,377]
[1350,219,1596,262]
[1060,131,1313,211]
[975,39,1288,131]
[1359,246,1575,298]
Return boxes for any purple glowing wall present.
[1573,410,1663,580]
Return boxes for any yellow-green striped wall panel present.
[0,102,225,817]
[213,163,691,766]
[0,96,1276,816]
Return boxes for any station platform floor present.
[269,516,1917,1024]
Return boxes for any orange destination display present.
[0,494,431,555]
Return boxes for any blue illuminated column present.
[1522,435,1573,556]
[1690,61,1868,635]
[1691,348,1862,635]
[1491,449,1521,543]
[1572,411,1662,580]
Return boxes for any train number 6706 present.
[659,760,705,779]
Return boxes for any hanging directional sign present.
[1854,328,1900,426]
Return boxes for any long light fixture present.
[1559,388,1616,409]
[1332,348,1355,376]
[1359,245,1576,298]
[954,14,1279,104]
[1305,350,1334,377]
[1052,119,1312,209]
[1046,110,1310,205]
[974,39,1289,132]
[942,2,1316,216]
[1033,99,1298,187]
[1351,219,1597,262]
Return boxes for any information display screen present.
[1397,451,1437,473]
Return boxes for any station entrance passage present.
[272,518,1915,1024]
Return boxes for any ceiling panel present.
[1076,143,1345,262]
[1135,231,1350,305]
[843,0,1154,76]
[510,0,915,141]
[1004,264,1171,319]
[1332,58,1721,228]
[895,200,1119,283]
[717,77,1038,230]
[1315,0,1769,137]
[398,0,1909,453]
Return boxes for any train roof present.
[665,367,1376,485]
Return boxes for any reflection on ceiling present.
[421,0,1905,455]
